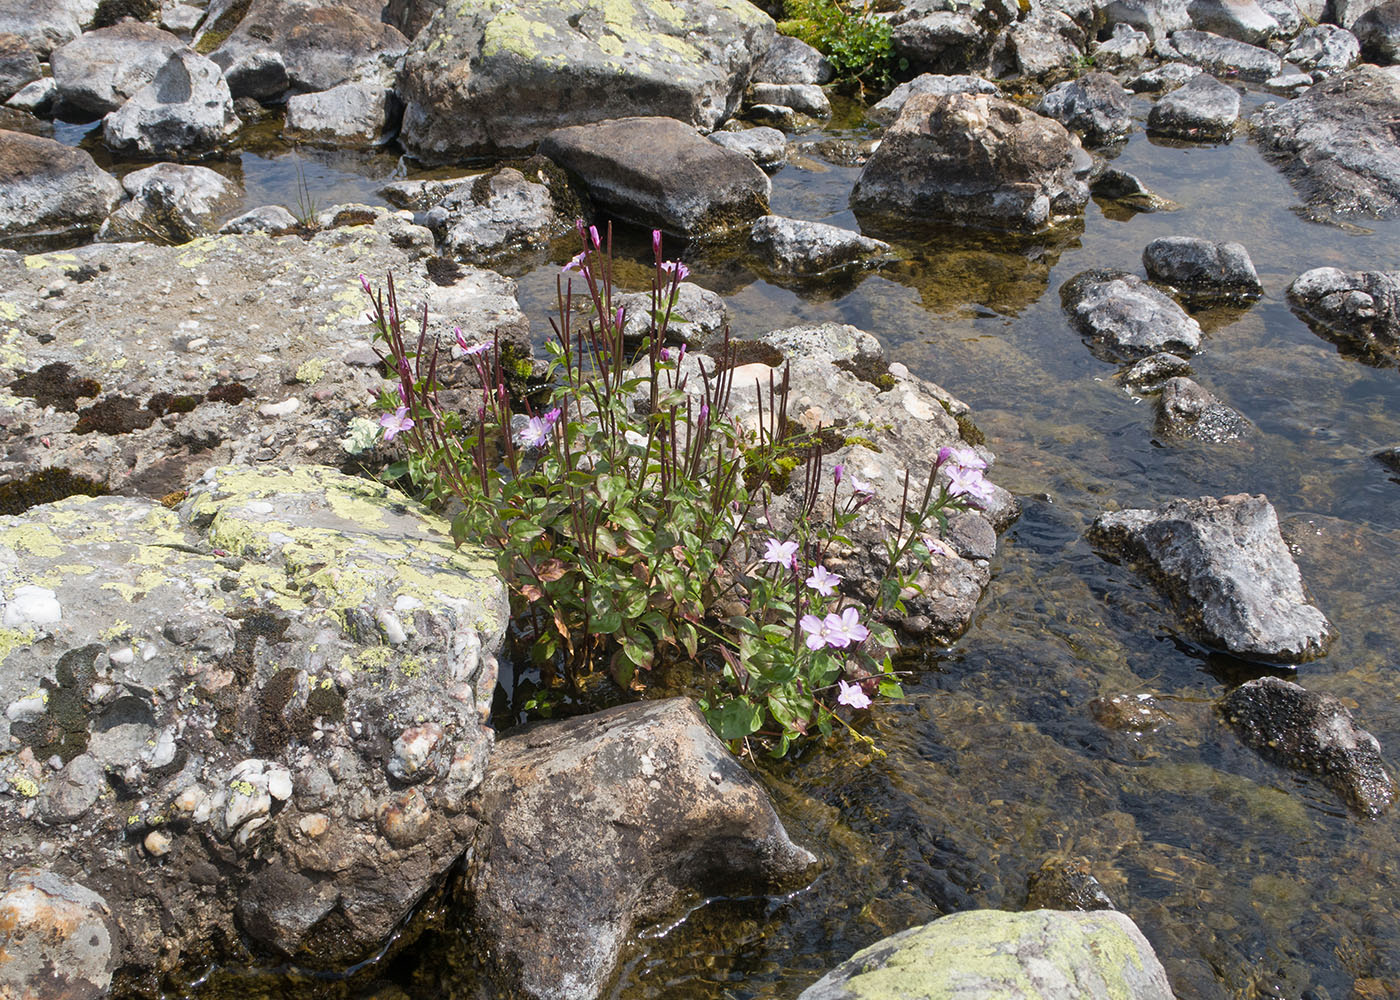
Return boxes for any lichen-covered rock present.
[1142,236,1261,302]
[0,129,122,250]
[0,869,119,1000]
[1037,72,1133,145]
[1223,676,1396,816]
[748,215,890,276]
[398,0,776,162]
[1061,269,1202,361]
[97,162,242,244]
[1146,73,1240,141]
[1088,493,1334,663]
[851,92,1090,233]
[797,909,1173,1000]
[50,20,184,115]
[101,48,238,156]
[0,32,40,102]
[866,72,1000,125]
[1154,376,1252,442]
[1286,266,1400,361]
[1167,27,1282,78]
[0,465,509,980]
[468,698,816,1000]
[539,116,771,237]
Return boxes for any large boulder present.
[467,698,816,1000]
[1186,0,1279,43]
[97,162,242,244]
[0,465,509,981]
[50,20,184,115]
[1088,494,1334,663]
[1286,266,1400,361]
[1251,66,1400,219]
[284,78,399,147]
[0,129,122,250]
[1167,27,1282,78]
[101,48,238,156]
[539,116,770,237]
[0,0,96,57]
[1353,0,1400,62]
[850,92,1090,233]
[0,32,41,102]
[1060,269,1202,360]
[797,909,1174,1000]
[398,0,776,162]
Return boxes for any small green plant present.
[290,149,319,232]
[777,0,902,93]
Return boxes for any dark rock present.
[750,81,831,119]
[851,92,1089,233]
[467,698,816,1000]
[539,116,770,238]
[1088,493,1334,663]
[1167,27,1283,79]
[745,101,818,131]
[1287,266,1400,361]
[1142,236,1262,302]
[1223,676,1396,816]
[1026,857,1116,910]
[1061,269,1202,360]
[1090,692,1174,730]
[0,129,122,249]
[709,125,788,170]
[1353,0,1400,63]
[1155,376,1252,442]
[890,0,1019,75]
[1250,67,1400,218]
[1119,352,1193,391]
[98,162,241,244]
[866,72,1000,125]
[0,870,119,1000]
[1089,166,1174,211]
[748,215,890,276]
[0,32,40,102]
[1376,445,1400,471]
[752,33,833,84]
[1146,72,1240,141]
[50,20,183,115]
[1187,0,1279,44]
[1284,24,1360,75]
[1037,72,1133,145]
[101,48,238,156]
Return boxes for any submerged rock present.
[748,215,890,276]
[1061,269,1202,361]
[1146,73,1240,141]
[1142,236,1261,302]
[1155,376,1252,442]
[1037,72,1133,145]
[1088,493,1334,663]
[98,162,241,244]
[797,909,1173,999]
[0,129,122,249]
[50,20,183,115]
[1026,857,1116,910]
[101,48,238,156]
[1223,676,1396,816]
[1286,266,1400,361]
[1120,352,1194,391]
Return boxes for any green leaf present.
[709,699,763,741]
[622,631,654,669]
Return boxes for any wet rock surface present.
[1037,72,1133,146]
[1287,266,1400,361]
[0,129,122,250]
[1154,376,1252,442]
[1089,493,1334,663]
[1222,676,1396,816]
[467,698,816,1000]
[1142,236,1261,302]
[1146,73,1241,141]
[748,215,890,276]
[1061,269,1202,360]
[1026,857,1116,910]
[1120,352,1195,391]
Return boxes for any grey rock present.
[1088,493,1334,662]
[752,33,833,84]
[1259,0,1307,33]
[102,48,238,156]
[1187,0,1279,43]
[1155,376,1251,442]
[945,508,998,560]
[285,79,398,148]
[1167,27,1283,78]
[434,166,567,262]
[618,281,729,347]
[1285,24,1360,75]
[890,0,1019,74]
[218,204,297,234]
[1094,22,1153,66]
[6,77,58,115]
[0,129,122,249]
[1353,0,1400,62]
[0,0,97,57]
[709,125,788,171]
[398,0,775,162]
[1142,236,1261,301]
[1334,0,1390,28]
[1026,857,1116,910]
[161,2,203,35]
[37,753,103,823]
[51,20,183,115]
[798,909,1173,1000]
[1103,0,1191,39]
[0,32,40,102]
[1287,266,1400,360]
[744,102,816,131]
[98,162,241,244]
[1146,72,1240,141]
[748,215,890,276]
[0,870,118,999]
[1061,269,1202,360]
[1223,676,1396,815]
[539,116,770,238]
[1037,72,1133,145]
[851,92,1090,233]
[468,698,816,1000]
[866,72,1000,125]
[1089,166,1174,211]
[1120,352,1193,390]
[989,5,1087,81]
[1127,60,1202,90]
[1251,67,1400,218]
[749,81,831,118]
[1265,67,1315,91]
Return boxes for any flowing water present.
[58,83,1400,997]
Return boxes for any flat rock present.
[1127,60,1202,90]
[0,32,40,102]
[97,162,241,244]
[467,698,816,1000]
[0,0,96,57]
[1146,72,1240,141]
[797,909,1173,1000]
[1353,0,1400,63]
[1155,376,1252,442]
[1037,72,1133,145]
[749,81,831,119]
[284,79,398,148]
[1142,236,1261,301]
[1088,493,1334,663]
[1167,27,1283,78]
[101,48,238,156]
[1250,66,1400,218]
[1187,0,1279,44]
[1284,24,1359,75]
[709,125,787,171]
[1061,269,1202,360]
[539,116,770,238]
[398,0,774,162]
[1223,676,1396,815]
[752,33,832,84]
[748,215,890,276]
[0,129,122,251]
[50,20,183,115]
[1286,266,1400,361]
[0,870,119,1000]
[851,92,1089,233]
[866,72,1000,125]
[219,204,297,234]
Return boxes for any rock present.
[102,48,238,156]
[1127,59,1202,90]
[97,162,241,244]
[1155,376,1251,442]
[1142,236,1262,302]
[428,167,567,262]
[0,0,97,57]
[1120,352,1194,391]
[744,101,816,131]
[1334,0,1390,27]
[850,92,1090,233]
[0,33,40,102]
[1089,166,1174,211]
[1353,0,1400,63]
[709,125,787,171]
[1265,67,1315,90]
[1103,0,1191,39]
[1090,691,1174,730]
[284,79,398,148]
[1284,24,1359,75]
[6,77,58,116]
[866,72,1000,125]
[1223,676,1396,816]
[752,33,833,84]
[1250,67,1400,218]
[1061,269,1202,360]
[749,81,831,119]
[539,116,770,238]
[398,0,775,162]
[797,909,1173,1000]
[1187,0,1278,43]
[1167,27,1283,78]
[1374,445,1400,471]
[1026,857,1116,910]
[1286,266,1400,361]
[748,215,890,277]
[617,281,728,346]
[1260,0,1307,32]
[218,203,297,234]
[1088,493,1334,663]
[1094,22,1153,66]
[0,466,509,978]
[467,698,816,1000]
[890,0,1019,75]
[0,129,122,250]
[1037,72,1133,145]
[998,4,1090,80]
[0,870,118,999]
[1146,72,1240,141]
[37,752,103,822]
[50,20,183,115]
[161,2,203,35]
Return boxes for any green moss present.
[0,468,109,516]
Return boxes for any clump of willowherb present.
[363,221,995,756]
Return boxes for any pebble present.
[3,585,62,627]
[144,830,173,856]
[299,813,330,838]
[258,398,301,417]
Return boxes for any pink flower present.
[562,250,588,274]
[849,475,875,496]
[800,614,832,651]
[946,465,995,504]
[380,406,414,442]
[660,260,690,282]
[837,679,872,710]
[762,538,798,568]
[940,445,987,471]
[833,463,844,485]
[358,273,371,295]
[515,407,562,448]
[652,229,663,256]
[589,224,601,248]
[454,327,490,355]
[823,608,869,648]
[806,565,842,597]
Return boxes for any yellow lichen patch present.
[0,627,34,666]
[53,564,97,578]
[101,620,132,641]
[481,7,560,59]
[8,774,39,798]
[0,302,21,321]
[101,581,144,602]
[354,645,397,673]
[295,358,329,384]
[0,524,66,558]
[0,329,25,368]
[23,251,79,270]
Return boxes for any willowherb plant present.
[363,221,993,755]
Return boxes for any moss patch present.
[10,362,101,412]
[74,395,158,435]
[0,469,110,516]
